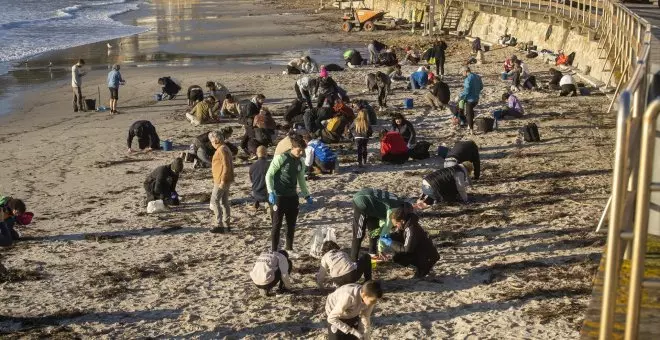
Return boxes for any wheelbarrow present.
[341,8,394,32]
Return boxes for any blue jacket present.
[411,71,428,87]
[309,139,337,164]
[460,72,483,103]
[107,70,123,88]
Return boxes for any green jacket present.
[352,188,406,237]
[266,152,310,197]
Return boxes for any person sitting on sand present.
[425,76,450,110]
[295,76,318,109]
[391,113,416,148]
[209,131,234,234]
[366,71,391,111]
[379,208,440,278]
[503,55,517,73]
[344,49,365,68]
[143,158,183,206]
[548,68,563,90]
[444,140,480,180]
[187,85,204,107]
[409,66,429,90]
[350,188,413,261]
[317,241,372,289]
[249,146,270,211]
[325,281,383,339]
[498,92,524,120]
[418,161,474,208]
[303,134,338,177]
[220,94,239,118]
[379,130,409,164]
[127,120,161,153]
[266,134,312,254]
[250,250,292,296]
[185,96,217,126]
[158,76,181,100]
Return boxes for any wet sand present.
[0,1,612,339]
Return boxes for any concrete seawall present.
[367,0,614,84]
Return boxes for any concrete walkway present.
[623,2,660,72]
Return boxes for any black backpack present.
[284,99,304,123]
[410,141,431,160]
[520,123,541,142]
[475,117,494,134]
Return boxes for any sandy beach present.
[0,1,614,339]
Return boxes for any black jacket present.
[239,100,261,126]
[372,40,387,52]
[249,158,270,202]
[390,214,436,257]
[144,165,179,199]
[433,41,448,60]
[193,131,216,156]
[128,120,160,149]
[430,81,450,105]
[549,69,563,86]
[160,77,181,96]
[391,119,416,145]
[318,77,339,96]
[447,140,480,180]
[350,52,364,66]
[424,166,461,202]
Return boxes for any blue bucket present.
[161,140,173,151]
[403,98,413,109]
[154,93,162,101]
[501,72,508,80]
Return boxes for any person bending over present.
[325,281,383,340]
[380,208,439,278]
[143,158,183,206]
[220,94,239,118]
[304,135,338,176]
[366,71,390,111]
[444,141,480,180]
[295,76,318,109]
[187,85,204,106]
[158,76,181,100]
[426,76,450,110]
[239,94,266,154]
[499,92,524,119]
[419,161,474,207]
[127,120,161,152]
[559,73,578,97]
[250,250,292,296]
[317,241,372,289]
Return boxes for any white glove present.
[351,329,364,339]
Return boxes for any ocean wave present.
[0,0,129,30]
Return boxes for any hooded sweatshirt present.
[250,251,291,288]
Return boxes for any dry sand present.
[0,1,613,339]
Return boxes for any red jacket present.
[380,131,408,156]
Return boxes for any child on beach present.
[249,146,270,211]
[250,250,292,296]
[303,135,338,177]
[350,110,373,167]
[317,241,372,289]
[325,281,383,339]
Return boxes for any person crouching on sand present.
[417,161,474,208]
[250,250,292,296]
[379,208,440,278]
[143,158,183,207]
[317,241,372,289]
[127,120,161,153]
[325,280,383,340]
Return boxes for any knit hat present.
[319,67,328,78]
[171,158,184,173]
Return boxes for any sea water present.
[0,0,148,75]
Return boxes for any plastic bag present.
[147,200,168,214]
[309,226,337,259]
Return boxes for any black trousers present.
[377,85,387,107]
[435,57,445,76]
[328,316,360,340]
[381,152,408,164]
[392,247,440,278]
[332,254,373,286]
[559,84,577,96]
[255,258,292,291]
[295,84,313,109]
[241,125,256,152]
[355,138,368,165]
[350,206,380,261]
[271,196,300,251]
[317,93,337,108]
[465,100,478,130]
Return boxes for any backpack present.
[410,141,431,160]
[311,141,337,163]
[326,116,343,133]
[475,117,495,133]
[520,123,541,142]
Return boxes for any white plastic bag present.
[309,226,337,259]
[147,200,168,214]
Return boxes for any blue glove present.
[268,193,276,205]
[305,196,313,205]
[380,236,392,247]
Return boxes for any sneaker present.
[192,158,200,169]
[285,250,299,259]
[210,226,226,234]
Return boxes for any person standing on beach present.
[107,64,125,114]
[209,131,234,234]
[71,59,86,112]
[239,94,265,155]
[265,135,312,254]
[432,39,448,77]
[458,66,483,135]
[325,281,383,340]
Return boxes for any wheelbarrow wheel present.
[363,21,375,32]
[342,22,353,32]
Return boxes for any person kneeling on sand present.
[497,92,524,120]
[418,161,474,207]
[250,250,292,296]
[157,76,181,100]
[325,280,383,340]
[425,76,450,110]
[444,141,480,180]
[343,49,365,68]
[391,113,416,149]
[317,241,372,289]
[303,134,338,177]
[409,66,429,90]
[379,130,409,164]
[0,197,33,246]
[249,146,270,211]
[143,158,183,206]
[379,208,440,278]
[220,94,239,118]
[186,96,217,126]
[127,120,161,153]
[209,131,234,234]
[559,73,578,97]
